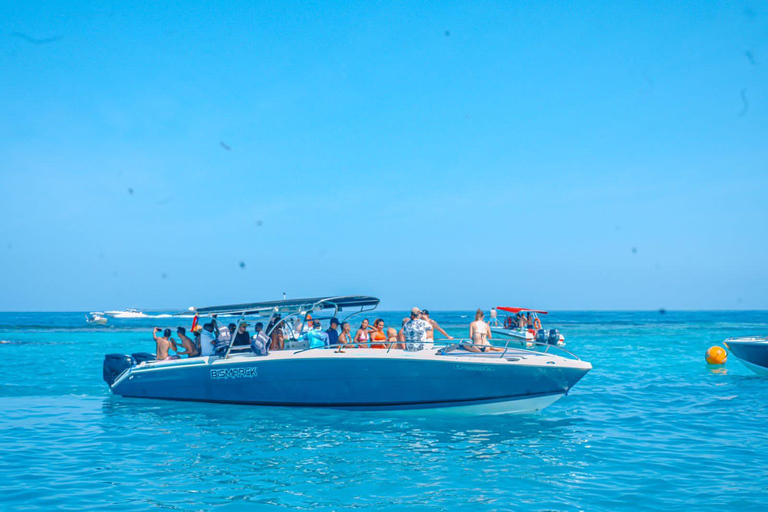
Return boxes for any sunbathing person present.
[153,328,179,361]
[466,309,503,352]
[369,319,388,348]
[175,327,199,357]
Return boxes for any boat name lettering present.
[455,364,494,372]
[210,367,258,380]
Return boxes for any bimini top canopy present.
[497,306,548,315]
[187,296,380,317]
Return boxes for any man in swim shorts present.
[153,328,179,360]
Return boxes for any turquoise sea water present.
[1,311,767,511]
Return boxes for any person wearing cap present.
[300,319,329,348]
[403,307,433,351]
[326,318,340,347]
[232,321,251,347]
[420,309,454,342]
[175,326,199,357]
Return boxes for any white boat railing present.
[291,337,582,361]
[725,336,768,343]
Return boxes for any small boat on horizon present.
[85,312,108,325]
[724,336,768,375]
[102,296,591,414]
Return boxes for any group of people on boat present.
[492,310,541,331]
[151,307,503,360]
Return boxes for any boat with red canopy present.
[489,307,565,347]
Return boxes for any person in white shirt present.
[403,307,433,351]
[199,323,217,356]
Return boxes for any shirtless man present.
[175,326,199,357]
[420,309,454,341]
[153,328,179,360]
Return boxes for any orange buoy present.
[706,346,727,365]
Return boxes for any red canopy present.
[496,307,548,315]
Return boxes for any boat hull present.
[724,340,768,375]
[109,350,591,414]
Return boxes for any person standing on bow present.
[403,307,433,351]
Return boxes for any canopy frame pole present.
[223,312,246,359]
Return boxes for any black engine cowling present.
[103,354,133,387]
[548,329,560,345]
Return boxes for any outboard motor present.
[103,354,133,387]
[536,329,548,344]
[548,329,560,345]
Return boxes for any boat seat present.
[132,352,157,364]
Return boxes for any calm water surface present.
[1,311,767,511]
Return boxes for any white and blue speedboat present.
[103,296,592,414]
[724,336,768,375]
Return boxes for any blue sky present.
[1,0,766,311]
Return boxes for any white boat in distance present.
[104,308,148,319]
[85,312,108,325]
[103,296,591,414]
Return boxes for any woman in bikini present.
[369,318,387,349]
[467,309,503,352]
[354,319,371,348]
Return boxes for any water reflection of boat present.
[85,312,108,325]
[103,296,591,414]
[724,336,768,375]
[104,308,147,319]
[490,307,565,348]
